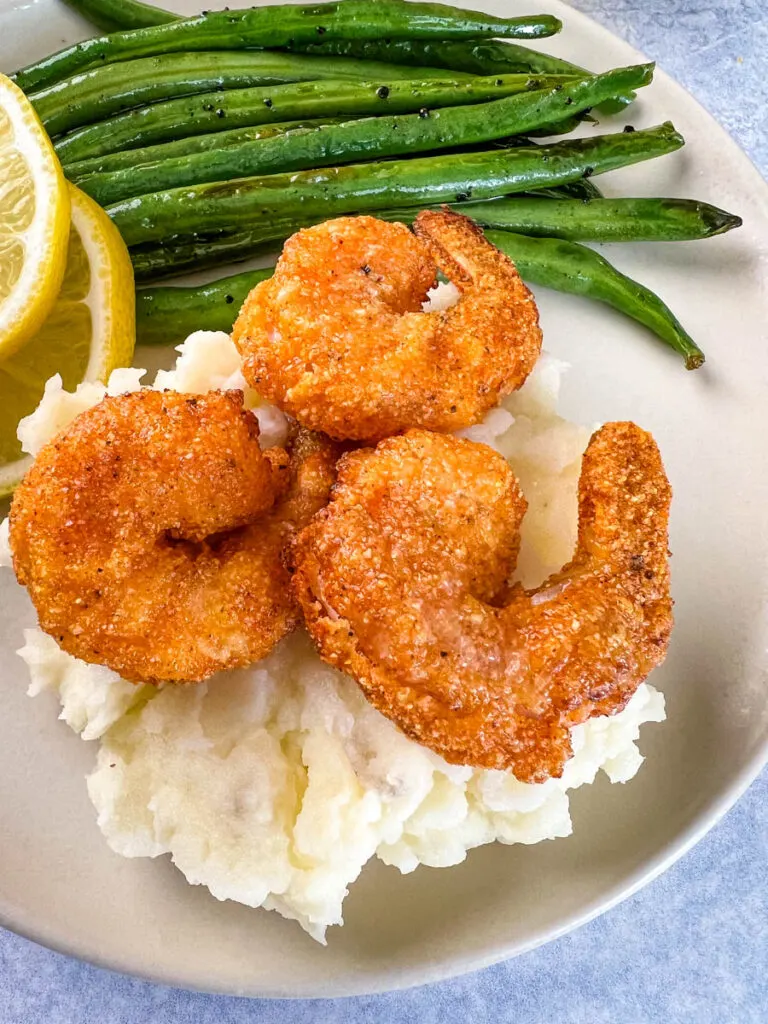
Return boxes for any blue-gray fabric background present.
[1,1,766,1020]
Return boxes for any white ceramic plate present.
[1,0,767,999]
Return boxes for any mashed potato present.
[1,323,666,943]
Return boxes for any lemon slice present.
[0,184,135,497]
[0,73,70,360]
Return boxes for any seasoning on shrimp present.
[9,390,338,685]
[232,210,542,443]
[292,424,673,784]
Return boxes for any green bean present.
[78,66,652,207]
[442,196,742,241]
[470,133,604,182]
[65,118,353,178]
[134,233,705,368]
[64,74,582,182]
[368,195,742,242]
[60,1,618,114]
[14,3,562,94]
[286,37,634,114]
[33,50,462,137]
[110,123,684,247]
[65,77,592,181]
[64,0,608,119]
[133,189,595,283]
[128,188,737,283]
[63,0,176,32]
[130,233,279,282]
[471,42,633,114]
[136,269,273,346]
[485,230,704,367]
[55,73,560,165]
[67,136,602,199]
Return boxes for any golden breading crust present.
[292,424,673,784]
[10,390,339,684]
[233,210,542,443]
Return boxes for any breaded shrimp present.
[232,210,542,443]
[10,390,338,684]
[292,424,672,784]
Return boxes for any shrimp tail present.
[539,421,674,726]
[412,207,490,288]
[413,208,543,396]
[575,421,672,585]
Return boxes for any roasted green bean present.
[110,123,684,247]
[287,37,634,113]
[55,73,562,164]
[136,268,273,346]
[486,230,704,367]
[63,0,176,31]
[64,118,352,177]
[76,65,650,206]
[14,2,562,93]
[33,50,467,137]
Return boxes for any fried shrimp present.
[10,390,338,684]
[232,210,542,443]
[292,424,673,783]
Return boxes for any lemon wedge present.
[0,73,70,360]
[0,184,135,497]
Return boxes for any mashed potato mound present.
[2,323,666,943]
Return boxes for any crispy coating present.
[10,390,338,684]
[292,424,673,783]
[232,210,542,442]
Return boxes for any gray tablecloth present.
[2,1,766,1020]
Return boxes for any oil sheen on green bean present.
[129,187,737,283]
[76,65,652,206]
[287,37,634,114]
[55,73,559,164]
[109,123,684,247]
[33,50,463,137]
[14,2,562,93]
[445,196,742,241]
[66,2,628,114]
[64,118,353,178]
[65,74,580,185]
